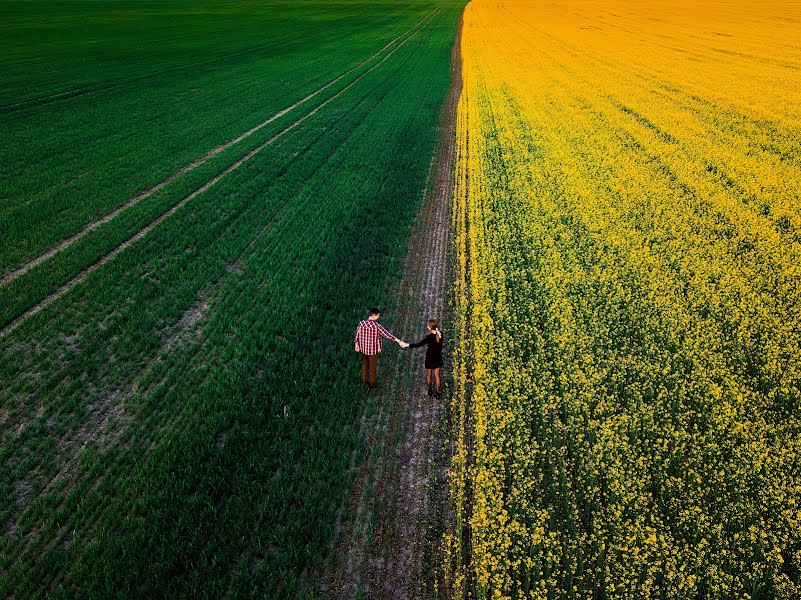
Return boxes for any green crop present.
[0,1,465,596]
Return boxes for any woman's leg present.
[434,368,441,392]
[426,369,432,388]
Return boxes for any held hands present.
[397,340,410,349]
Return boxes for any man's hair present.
[369,307,381,316]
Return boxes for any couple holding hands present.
[354,307,443,398]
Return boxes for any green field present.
[0,1,464,596]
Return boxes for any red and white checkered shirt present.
[355,319,397,355]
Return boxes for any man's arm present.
[376,323,409,348]
[375,323,397,341]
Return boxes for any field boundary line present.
[0,8,438,288]
[0,8,441,339]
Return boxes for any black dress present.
[410,331,444,369]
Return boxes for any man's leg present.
[368,354,377,387]
[362,353,369,385]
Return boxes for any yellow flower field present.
[446,0,801,597]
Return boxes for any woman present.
[408,319,444,398]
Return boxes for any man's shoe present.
[427,386,434,397]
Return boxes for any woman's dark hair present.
[369,307,381,316]
[428,319,441,343]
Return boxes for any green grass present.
[0,0,442,273]
[0,1,464,596]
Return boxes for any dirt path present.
[0,9,438,288]
[319,14,462,600]
[0,10,441,339]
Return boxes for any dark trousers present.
[361,353,378,386]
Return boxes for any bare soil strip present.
[0,10,440,339]
[0,9,438,287]
[320,14,462,599]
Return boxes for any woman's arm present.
[409,333,432,349]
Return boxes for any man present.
[354,307,408,388]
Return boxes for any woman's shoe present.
[434,391,441,399]
[427,386,434,397]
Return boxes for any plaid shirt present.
[355,319,397,355]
